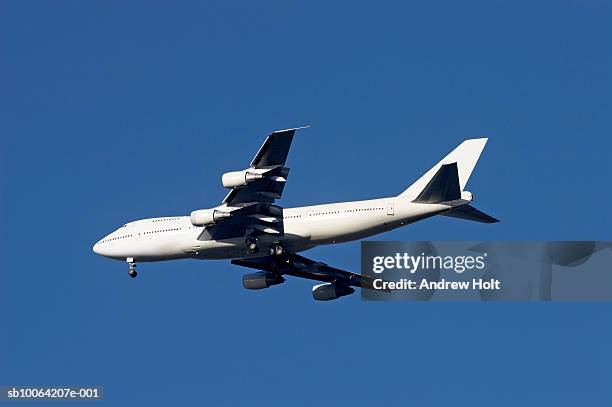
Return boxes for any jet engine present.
[222,170,263,189]
[312,283,355,301]
[242,272,286,290]
[190,209,231,226]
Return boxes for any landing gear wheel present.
[245,237,258,253]
[269,244,284,256]
[128,260,137,279]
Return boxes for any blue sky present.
[1,1,611,405]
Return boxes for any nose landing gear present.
[127,258,137,278]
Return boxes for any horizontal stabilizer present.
[441,204,499,223]
[413,163,461,203]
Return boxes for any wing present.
[232,253,387,291]
[223,127,308,206]
[199,127,306,241]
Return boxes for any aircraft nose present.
[93,240,111,257]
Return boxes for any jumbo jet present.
[93,128,498,301]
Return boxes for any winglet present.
[272,126,310,134]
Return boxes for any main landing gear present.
[245,237,284,257]
[127,258,137,279]
[246,237,258,253]
[269,243,284,256]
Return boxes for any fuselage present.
[93,195,469,263]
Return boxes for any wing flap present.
[223,166,290,205]
[198,203,284,240]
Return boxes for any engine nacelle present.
[312,283,355,301]
[547,241,597,267]
[243,272,285,290]
[190,209,231,226]
[222,170,263,189]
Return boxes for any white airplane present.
[93,128,498,301]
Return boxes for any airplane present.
[93,127,498,301]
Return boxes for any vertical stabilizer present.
[399,138,488,200]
